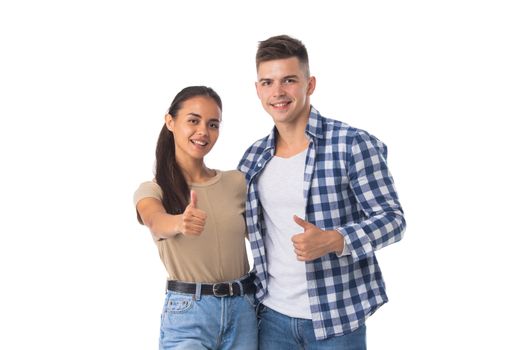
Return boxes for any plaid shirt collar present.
[263,105,324,150]
[244,106,323,183]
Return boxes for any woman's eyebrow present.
[186,112,202,118]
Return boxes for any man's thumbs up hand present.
[291,215,344,261]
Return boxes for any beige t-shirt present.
[133,170,249,283]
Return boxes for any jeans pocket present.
[243,293,257,309]
[165,293,194,314]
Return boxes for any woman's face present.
[166,96,221,162]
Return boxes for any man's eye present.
[210,122,220,129]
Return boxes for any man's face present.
[255,57,315,127]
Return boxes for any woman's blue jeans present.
[159,290,257,349]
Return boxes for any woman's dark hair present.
[155,86,222,215]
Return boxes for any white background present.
[1,1,524,349]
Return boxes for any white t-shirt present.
[257,148,312,319]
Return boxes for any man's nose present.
[272,82,285,97]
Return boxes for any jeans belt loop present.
[195,283,202,301]
[234,280,244,296]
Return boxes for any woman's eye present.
[188,119,198,124]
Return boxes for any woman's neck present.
[176,157,215,184]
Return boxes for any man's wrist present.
[329,229,345,255]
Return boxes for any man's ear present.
[307,76,316,96]
[164,113,174,131]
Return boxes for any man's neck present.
[274,112,310,158]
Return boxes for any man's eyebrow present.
[258,75,299,83]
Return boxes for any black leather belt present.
[167,274,255,297]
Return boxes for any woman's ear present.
[165,113,174,132]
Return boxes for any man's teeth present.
[273,102,289,107]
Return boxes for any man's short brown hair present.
[256,35,310,76]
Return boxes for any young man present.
[238,35,406,349]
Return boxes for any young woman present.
[133,86,256,349]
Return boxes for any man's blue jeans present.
[258,304,366,350]
[159,290,257,349]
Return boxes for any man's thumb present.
[293,215,311,229]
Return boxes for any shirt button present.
[257,163,262,167]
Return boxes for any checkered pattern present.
[238,107,406,340]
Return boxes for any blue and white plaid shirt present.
[238,106,406,340]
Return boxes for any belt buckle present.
[212,282,233,297]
